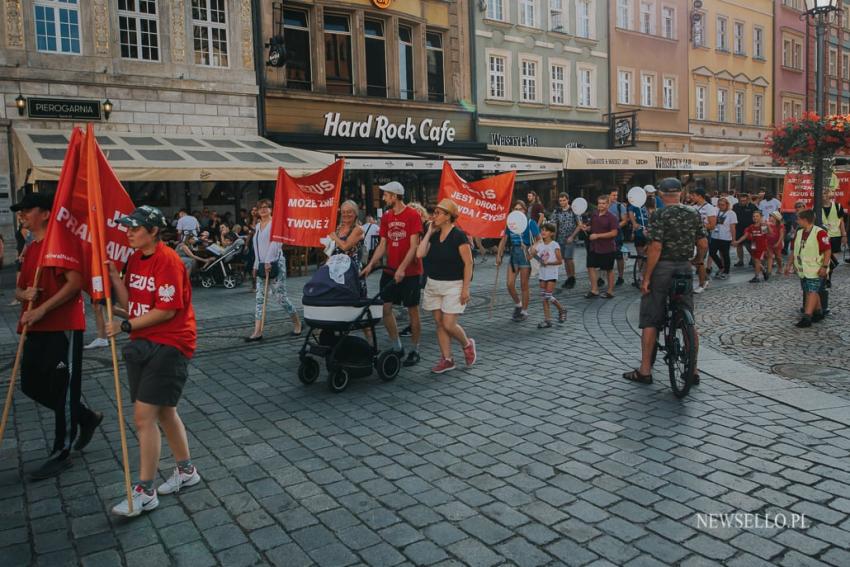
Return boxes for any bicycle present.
[652,270,698,398]
[630,252,647,288]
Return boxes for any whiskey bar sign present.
[323,112,456,146]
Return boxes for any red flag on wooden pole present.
[271,160,345,248]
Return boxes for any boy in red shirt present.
[105,206,200,517]
[12,193,102,480]
[361,182,423,367]
[734,210,769,283]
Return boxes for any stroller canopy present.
[303,256,364,307]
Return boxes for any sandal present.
[623,369,653,384]
[244,335,263,342]
[584,291,599,299]
[600,292,614,299]
[558,309,567,323]
[537,320,552,329]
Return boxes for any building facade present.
[1,0,260,233]
[688,0,774,175]
[775,0,806,125]
[805,0,850,115]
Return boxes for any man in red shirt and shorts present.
[361,182,423,367]
[105,206,200,517]
[12,193,103,480]
[734,210,769,283]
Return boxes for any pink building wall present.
[774,0,807,125]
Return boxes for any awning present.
[489,146,751,172]
[13,128,335,183]
[332,149,563,172]
[746,166,788,178]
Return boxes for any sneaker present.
[28,451,72,481]
[399,326,412,337]
[402,351,420,367]
[693,286,705,294]
[763,272,770,282]
[734,261,744,267]
[795,317,812,328]
[73,411,103,451]
[616,277,624,286]
[537,320,553,329]
[111,485,159,517]
[462,338,477,367]
[515,312,528,322]
[431,357,456,374]
[565,276,576,289]
[716,273,727,280]
[749,277,760,283]
[812,311,825,323]
[158,466,201,495]
[84,337,109,350]
[511,306,522,320]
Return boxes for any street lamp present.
[804,0,839,225]
[15,94,26,116]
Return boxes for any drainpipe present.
[468,0,478,143]
[251,0,267,137]
[606,8,612,149]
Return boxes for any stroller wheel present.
[223,275,238,289]
[376,350,401,382]
[328,369,350,393]
[200,276,215,288]
[298,358,320,385]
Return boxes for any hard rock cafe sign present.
[371,0,392,8]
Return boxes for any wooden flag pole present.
[488,257,501,319]
[0,268,41,449]
[104,296,134,514]
[259,272,271,334]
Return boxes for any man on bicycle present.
[624,178,708,385]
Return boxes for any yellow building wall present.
[688,0,774,126]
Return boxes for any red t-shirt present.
[379,206,423,276]
[124,242,197,358]
[799,228,832,254]
[17,239,85,333]
[745,223,769,252]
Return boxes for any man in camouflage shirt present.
[624,177,708,385]
[549,193,582,288]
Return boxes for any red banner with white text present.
[781,172,850,212]
[40,126,136,298]
[271,160,345,248]
[436,161,515,238]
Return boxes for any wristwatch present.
[121,319,132,333]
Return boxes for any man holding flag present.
[12,192,103,480]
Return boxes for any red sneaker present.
[462,338,477,367]
[431,357,456,374]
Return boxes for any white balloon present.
[628,186,647,207]
[571,197,588,216]
[506,211,528,235]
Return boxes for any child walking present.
[766,211,786,276]
[533,223,567,328]
[734,210,769,282]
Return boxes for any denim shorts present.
[801,277,824,293]
[509,246,531,270]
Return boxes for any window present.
[34,0,81,54]
[842,102,849,114]
[829,100,838,115]
[829,48,838,76]
[520,58,539,102]
[717,88,727,121]
[716,17,728,51]
[426,32,445,102]
[661,6,674,39]
[753,26,764,59]
[550,0,565,32]
[488,54,507,99]
[118,0,159,61]
[733,21,744,55]
[640,2,654,35]
[663,77,675,109]
[550,62,568,105]
[364,20,386,97]
[399,25,414,100]
[782,99,792,121]
[641,73,654,107]
[844,53,850,79]
[794,39,803,69]
[486,0,504,21]
[324,14,352,95]
[754,93,763,125]
[519,0,537,27]
[618,70,633,105]
[783,39,791,67]
[283,9,311,90]
[793,100,802,118]
[696,85,707,120]
[735,90,745,124]
[693,13,705,47]
[576,0,592,39]
[192,0,228,67]
[578,65,594,107]
[617,0,632,29]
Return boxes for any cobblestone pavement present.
[1,255,850,567]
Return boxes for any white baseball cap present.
[379,181,405,196]
[644,184,657,194]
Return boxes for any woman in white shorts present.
[416,199,477,374]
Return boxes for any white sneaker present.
[693,285,705,294]
[111,485,159,517]
[84,338,109,349]
[158,466,201,495]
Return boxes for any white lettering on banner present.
[106,241,133,264]
[322,112,456,146]
[56,206,92,243]
[287,197,335,208]
[286,218,329,229]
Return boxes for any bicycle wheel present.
[633,256,646,288]
[666,307,697,399]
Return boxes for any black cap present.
[10,192,54,212]
[693,188,708,198]
[657,178,682,193]
[117,205,168,230]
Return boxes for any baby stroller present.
[199,237,245,289]
[298,255,402,393]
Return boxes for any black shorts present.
[123,339,189,407]
[634,233,648,248]
[587,251,616,271]
[830,237,842,254]
[379,273,422,307]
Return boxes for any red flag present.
[781,172,850,212]
[437,161,515,238]
[271,160,345,248]
[40,126,135,297]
